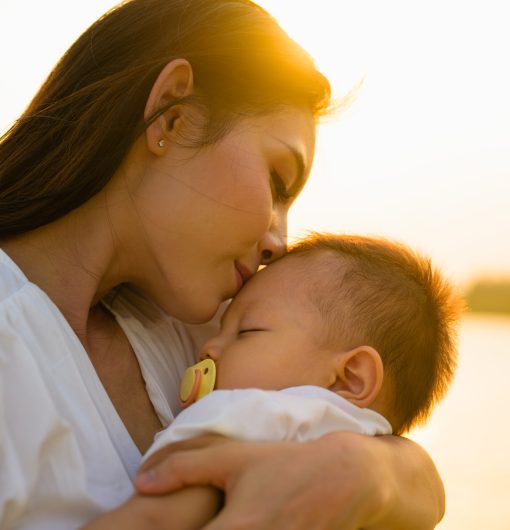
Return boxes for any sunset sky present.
[1,4,509,528]
[1,0,509,287]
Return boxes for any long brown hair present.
[0,0,330,237]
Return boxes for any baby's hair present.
[288,233,464,434]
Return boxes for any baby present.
[133,233,463,529]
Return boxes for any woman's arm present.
[367,434,445,529]
[135,433,444,530]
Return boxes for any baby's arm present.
[84,486,221,530]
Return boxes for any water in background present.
[408,314,510,529]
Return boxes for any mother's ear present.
[330,346,384,408]
[144,59,194,155]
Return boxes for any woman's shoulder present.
[0,249,63,355]
[0,254,136,526]
[0,248,30,302]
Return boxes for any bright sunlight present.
[1,2,509,528]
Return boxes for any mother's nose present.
[259,212,287,265]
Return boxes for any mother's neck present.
[1,199,123,344]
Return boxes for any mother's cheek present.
[230,184,274,237]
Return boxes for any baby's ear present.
[330,346,384,408]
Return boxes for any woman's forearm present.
[368,435,444,530]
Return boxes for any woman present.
[0,1,444,529]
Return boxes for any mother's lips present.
[234,262,254,288]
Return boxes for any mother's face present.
[124,107,316,323]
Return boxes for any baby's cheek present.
[214,363,234,390]
[215,359,256,390]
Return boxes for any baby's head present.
[199,233,463,434]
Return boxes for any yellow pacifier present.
[179,358,216,409]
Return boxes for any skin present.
[1,60,321,526]
[1,60,445,529]
[1,104,314,452]
[133,434,444,530]
[102,253,388,530]
[201,255,336,390]
[200,253,384,408]
[117,253,435,530]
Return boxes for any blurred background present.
[1,1,509,527]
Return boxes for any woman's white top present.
[145,386,392,460]
[0,249,215,530]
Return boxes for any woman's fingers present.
[135,435,237,493]
[197,436,364,530]
[138,435,229,475]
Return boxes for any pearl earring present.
[158,139,165,148]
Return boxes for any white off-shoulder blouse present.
[0,249,216,530]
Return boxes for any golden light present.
[1,2,509,530]
[2,1,509,287]
[256,0,510,288]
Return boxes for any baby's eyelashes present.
[237,328,266,335]
[238,329,255,335]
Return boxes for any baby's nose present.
[199,342,221,362]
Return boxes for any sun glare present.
[1,0,509,285]
[1,3,509,530]
[257,0,510,286]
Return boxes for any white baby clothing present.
[145,385,392,460]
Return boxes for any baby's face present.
[199,256,338,390]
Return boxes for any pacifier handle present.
[179,369,202,408]
[179,359,216,409]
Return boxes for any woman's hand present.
[135,433,445,530]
